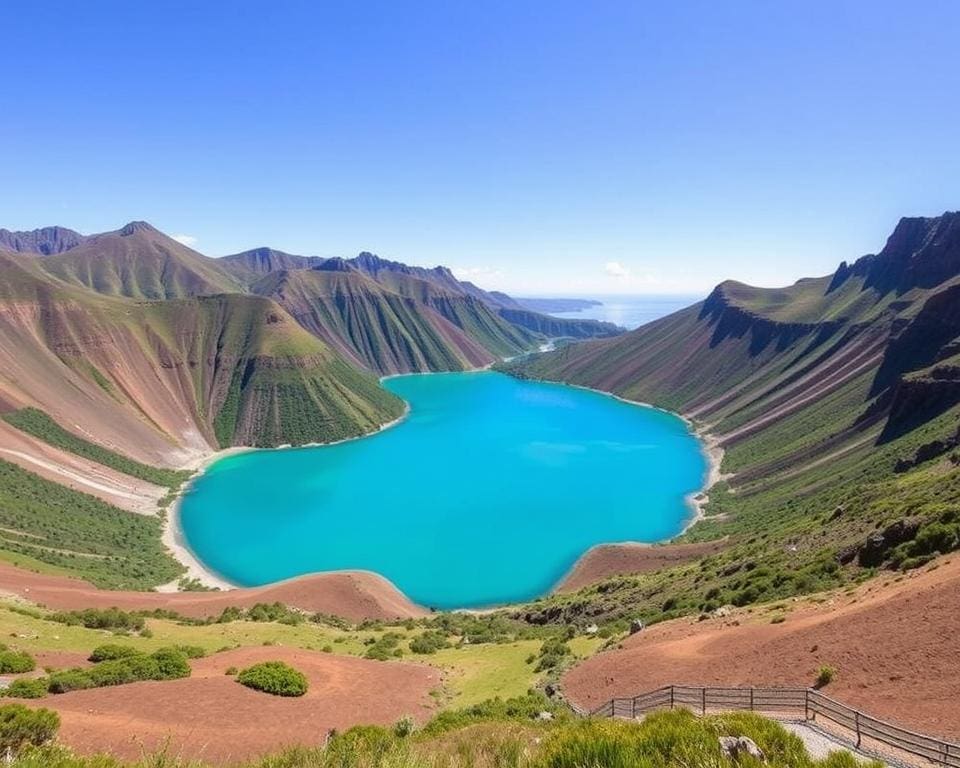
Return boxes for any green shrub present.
[150,648,191,680]
[0,704,59,756]
[4,679,48,699]
[409,630,449,655]
[0,648,36,674]
[393,715,415,738]
[86,656,160,688]
[364,633,403,661]
[816,665,836,687]
[911,522,960,557]
[88,644,140,663]
[534,637,571,672]
[236,661,308,697]
[46,670,94,694]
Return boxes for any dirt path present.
[563,556,960,741]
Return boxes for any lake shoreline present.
[164,369,724,606]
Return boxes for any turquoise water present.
[179,372,706,609]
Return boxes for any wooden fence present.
[588,685,960,767]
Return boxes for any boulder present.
[857,518,922,567]
[836,544,859,565]
[719,736,765,762]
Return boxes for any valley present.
[0,212,958,764]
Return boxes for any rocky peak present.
[118,221,159,237]
[0,225,85,255]
[830,211,960,295]
[312,257,354,272]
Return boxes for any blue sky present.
[1,1,958,295]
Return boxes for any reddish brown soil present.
[32,651,92,670]
[556,541,726,592]
[33,646,441,764]
[563,556,960,740]
[0,562,426,622]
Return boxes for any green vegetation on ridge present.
[504,213,960,629]
[0,460,182,589]
[2,408,190,489]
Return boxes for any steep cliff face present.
[506,211,960,485]
[252,268,506,374]
[496,307,621,340]
[832,212,960,295]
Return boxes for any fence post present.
[750,688,754,711]
[854,711,861,748]
[702,687,706,715]
[943,743,950,767]
[632,696,637,719]
[670,686,675,710]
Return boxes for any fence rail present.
[589,685,960,767]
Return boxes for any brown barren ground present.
[35,646,441,764]
[563,556,960,740]
[0,562,427,622]
[555,540,726,592]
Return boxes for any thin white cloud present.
[604,261,630,278]
[172,234,198,247]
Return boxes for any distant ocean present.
[547,294,704,330]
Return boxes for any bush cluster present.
[236,661,308,697]
[409,630,449,655]
[3,679,47,700]
[0,704,59,757]
[50,608,145,633]
[0,646,36,675]
[87,644,140,662]
[216,602,305,626]
[364,633,403,661]
[8,647,191,698]
[890,512,960,571]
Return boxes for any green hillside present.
[505,212,960,627]
[0,459,182,589]
[254,267,538,374]
[39,221,242,300]
[0,259,404,457]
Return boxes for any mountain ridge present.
[0,225,86,255]
[504,210,960,627]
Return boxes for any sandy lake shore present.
[160,371,728,607]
